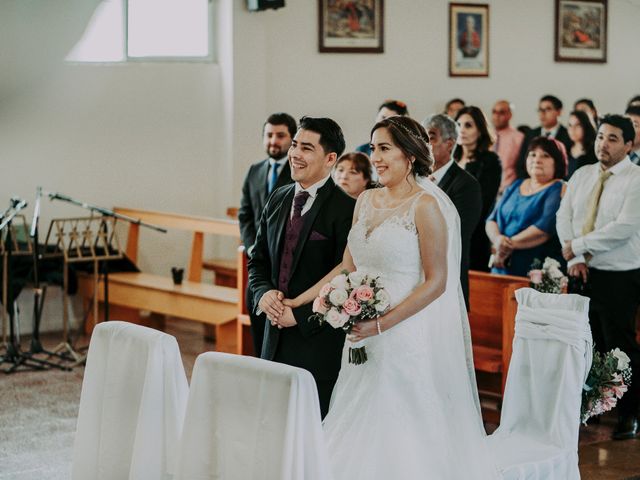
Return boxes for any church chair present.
[487,288,592,480]
[72,321,189,480]
[175,352,331,480]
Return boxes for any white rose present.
[328,288,348,307]
[374,289,390,312]
[325,308,350,329]
[543,258,561,271]
[348,271,366,286]
[330,274,349,290]
[548,266,565,279]
[612,348,631,371]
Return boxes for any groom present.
[248,116,355,417]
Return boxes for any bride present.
[286,116,499,479]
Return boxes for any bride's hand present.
[282,296,304,309]
[348,318,380,342]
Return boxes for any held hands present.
[562,241,576,261]
[491,235,513,269]
[258,290,298,329]
[568,263,588,283]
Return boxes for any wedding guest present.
[486,137,566,277]
[356,99,408,156]
[491,100,524,192]
[444,97,465,119]
[453,106,501,271]
[333,152,375,199]
[567,110,597,178]
[627,95,640,109]
[516,95,572,178]
[423,113,482,308]
[239,112,296,355]
[574,98,599,127]
[557,115,640,440]
[625,105,640,165]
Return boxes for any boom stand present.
[43,192,166,366]
[0,205,50,373]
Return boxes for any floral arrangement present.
[310,270,390,365]
[581,348,632,424]
[528,257,568,294]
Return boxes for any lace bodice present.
[348,190,425,306]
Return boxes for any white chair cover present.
[488,288,592,480]
[175,352,331,480]
[72,321,189,480]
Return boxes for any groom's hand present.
[259,290,285,321]
[276,306,297,328]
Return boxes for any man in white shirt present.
[557,114,640,440]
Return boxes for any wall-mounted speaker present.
[247,0,285,11]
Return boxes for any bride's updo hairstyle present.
[370,116,434,177]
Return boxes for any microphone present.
[10,196,27,209]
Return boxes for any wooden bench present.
[202,207,240,288]
[468,270,529,399]
[77,207,241,352]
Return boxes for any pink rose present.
[342,298,362,316]
[319,283,334,297]
[325,308,350,329]
[312,296,328,315]
[611,383,628,399]
[354,285,374,302]
[529,269,543,284]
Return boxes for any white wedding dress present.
[323,179,499,479]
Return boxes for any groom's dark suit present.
[248,177,355,417]
[437,162,482,309]
[239,159,293,355]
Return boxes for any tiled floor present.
[1,319,639,479]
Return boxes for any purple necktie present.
[278,190,310,294]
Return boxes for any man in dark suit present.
[424,114,482,309]
[239,112,296,354]
[248,116,355,417]
[516,95,572,178]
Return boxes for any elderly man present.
[424,114,482,308]
[557,114,640,440]
[491,100,524,192]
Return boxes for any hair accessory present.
[386,118,429,145]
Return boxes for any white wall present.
[1,0,639,330]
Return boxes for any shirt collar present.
[542,124,560,137]
[295,174,331,199]
[269,157,288,167]
[431,159,454,184]
[604,156,632,175]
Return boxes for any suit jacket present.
[238,159,293,251]
[248,178,355,381]
[437,162,482,309]
[516,125,572,178]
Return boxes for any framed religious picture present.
[448,3,489,77]
[555,0,607,63]
[318,0,384,53]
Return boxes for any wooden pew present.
[468,270,529,397]
[202,206,240,288]
[235,245,254,356]
[77,207,240,352]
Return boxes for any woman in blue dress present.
[485,137,567,276]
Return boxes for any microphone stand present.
[45,192,166,363]
[0,200,48,373]
[25,188,71,370]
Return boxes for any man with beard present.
[239,112,296,354]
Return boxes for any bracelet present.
[376,318,383,335]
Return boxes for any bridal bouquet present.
[527,257,568,294]
[310,270,390,365]
[581,348,632,424]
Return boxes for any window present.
[67,0,211,62]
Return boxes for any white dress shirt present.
[292,174,331,218]
[431,159,454,185]
[556,157,640,270]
